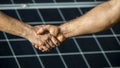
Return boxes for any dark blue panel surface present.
[106,52,120,66]
[76,38,101,52]
[13,0,33,3]
[0,32,5,39]
[81,7,93,14]
[58,39,79,53]
[6,33,22,39]
[41,56,65,68]
[63,55,88,68]
[18,9,42,22]
[85,54,109,67]
[10,41,35,55]
[60,8,81,21]
[18,57,42,68]
[0,0,12,4]
[0,58,19,68]
[97,37,120,51]
[1,10,19,20]
[39,9,63,21]
[0,41,12,56]
[34,0,54,3]
[113,22,120,34]
[55,0,74,2]
[95,29,112,35]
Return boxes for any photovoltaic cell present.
[41,56,65,68]
[76,38,101,52]
[106,52,120,66]
[13,0,33,4]
[0,58,19,68]
[18,57,42,68]
[97,37,120,51]
[10,41,35,55]
[60,8,81,21]
[0,0,120,68]
[85,54,110,67]
[63,55,88,68]
[58,39,79,53]
[0,41,12,56]
[17,9,42,22]
[39,9,63,22]
[0,32,5,39]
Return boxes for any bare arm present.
[0,12,60,52]
[35,0,120,49]
[59,0,120,38]
[0,12,34,39]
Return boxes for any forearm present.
[0,12,35,39]
[59,0,120,38]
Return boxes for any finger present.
[35,45,39,49]
[47,38,56,48]
[44,41,51,49]
[36,26,46,35]
[39,46,43,51]
[51,36,60,47]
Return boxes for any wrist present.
[22,24,36,40]
[59,24,71,39]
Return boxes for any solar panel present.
[0,0,120,68]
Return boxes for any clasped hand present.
[28,25,66,52]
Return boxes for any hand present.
[36,25,66,49]
[30,25,61,52]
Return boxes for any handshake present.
[27,25,67,52]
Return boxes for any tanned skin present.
[0,12,60,52]
[37,0,120,51]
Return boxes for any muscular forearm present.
[0,12,35,39]
[59,0,120,38]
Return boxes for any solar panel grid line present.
[76,34,120,39]
[110,28,120,45]
[0,2,103,10]
[0,50,120,59]
[78,7,113,67]
[105,67,120,68]
[53,1,91,67]
[0,34,120,42]
[25,21,63,24]
[92,35,113,67]
[1,34,120,42]
[3,32,21,68]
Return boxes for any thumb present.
[35,25,48,35]
[37,25,59,36]
[57,34,65,43]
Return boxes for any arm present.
[59,0,120,38]
[36,0,120,49]
[0,12,60,52]
[0,12,33,38]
